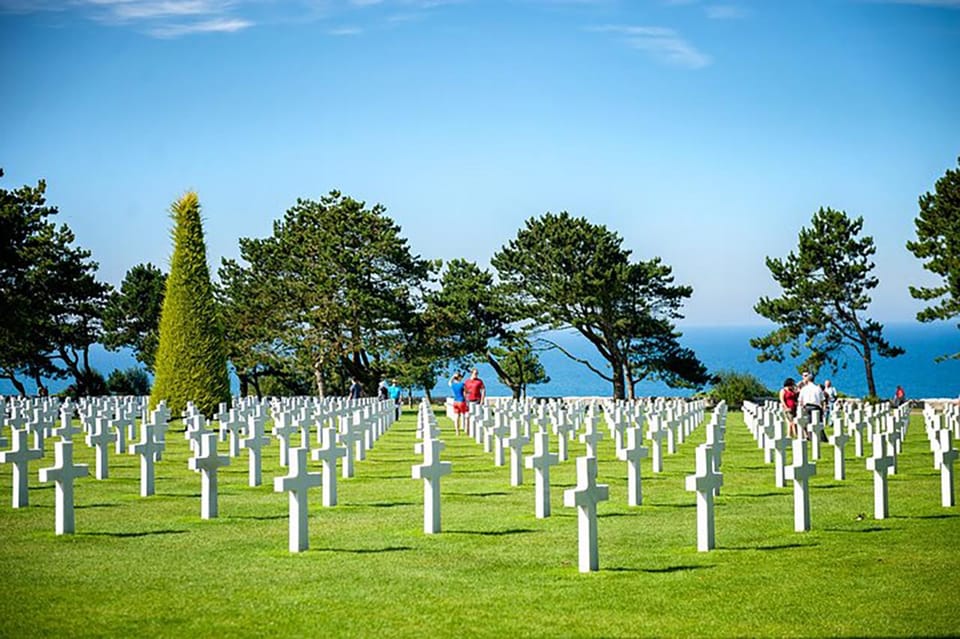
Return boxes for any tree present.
[107,367,151,396]
[226,192,433,397]
[491,336,550,400]
[752,207,903,397]
[102,263,166,372]
[0,169,111,395]
[907,156,960,361]
[492,212,708,399]
[150,192,231,416]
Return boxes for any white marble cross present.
[767,421,791,489]
[55,405,82,442]
[525,431,558,518]
[685,444,723,551]
[785,439,816,532]
[936,429,957,508]
[274,446,322,553]
[0,428,43,508]
[866,434,895,520]
[338,425,362,479]
[648,418,667,473]
[130,422,163,497]
[219,409,246,457]
[617,426,649,507]
[272,411,299,468]
[851,419,868,457]
[412,438,452,534]
[579,421,604,459]
[554,413,574,462]
[240,413,271,487]
[86,416,116,480]
[490,419,510,467]
[829,427,850,481]
[563,456,609,572]
[188,432,230,519]
[311,426,346,507]
[38,440,89,535]
[505,423,530,487]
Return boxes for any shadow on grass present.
[157,492,202,498]
[823,526,888,533]
[76,503,120,509]
[365,502,417,508]
[229,514,288,521]
[723,542,819,551]
[312,546,413,554]
[616,565,715,574]
[445,528,536,537]
[727,492,783,499]
[647,502,696,509]
[892,513,959,520]
[82,529,188,538]
[598,511,641,518]
[446,491,509,498]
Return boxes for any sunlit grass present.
[0,407,957,637]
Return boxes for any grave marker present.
[312,426,347,507]
[617,426,649,507]
[38,440,88,535]
[525,430,558,518]
[563,456,609,572]
[785,439,816,532]
[188,432,230,519]
[412,438,452,534]
[274,446,322,553]
[685,444,723,551]
[0,428,43,508]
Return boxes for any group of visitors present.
[779,372,837,440]
[449,369,486,435]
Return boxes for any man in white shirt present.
[823,380,838,428]
[798,376,825,439]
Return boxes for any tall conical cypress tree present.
[149,192,230,416]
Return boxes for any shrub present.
[708,369,774,407]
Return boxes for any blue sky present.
[2,0,958,326]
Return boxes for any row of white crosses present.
[0,394,397,542]
[412,401,452,534]
[922,401,960,508]
[456,396,712,571]
[741,397,954,527]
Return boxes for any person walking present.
[349,377,362,400]
[388,379,402,420]
[780,378,799,438]
[798,374,826,440]
[822,379,838,430]
[449,372,468,435]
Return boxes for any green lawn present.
[0,407,957,638]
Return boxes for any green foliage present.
[907,156,960,361]
[1,411,957,637]
[752,207,903,397]
[707,369,773,407]
[150,192,230,416]
[102,263,166,372]
[106,367,151,396]
[492,212,708,399]
[0,168,110,396]
[220,192,433,397]
[490,336,550,399]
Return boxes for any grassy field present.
[0,407,958,638]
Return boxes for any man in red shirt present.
[464,368,486,406]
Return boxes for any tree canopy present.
[907,156,960,360]
[0,169,110,396]
[752,207,903,397]
[492,212,708,399]
[102,263,166,372]
[219,192,433,397]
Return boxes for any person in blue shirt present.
[449,372,467,435]
[388,379,402,419]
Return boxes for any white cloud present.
[327,25,363,34]
[147,16,252,36]
[592,24,712,69]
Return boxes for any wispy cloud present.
[327,25,363,35]
[148,16,253,37]
[592,25,712,69]
[705,4,747,19]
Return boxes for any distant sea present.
[2,323,957,400]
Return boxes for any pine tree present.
[149,192,230,416]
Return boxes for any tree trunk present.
[314,363,326,398]
[863,340,877,398]
[424,389,433,403]
[238,373,249,398]
[611,356,626,400]
[2,372,27,396]
[511,385,521,400]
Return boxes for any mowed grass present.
[0,407,958,638]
